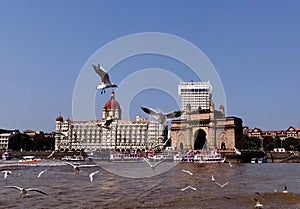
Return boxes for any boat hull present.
[19,159,42,164]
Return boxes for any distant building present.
[55,91,164,152]
[244,126,300,140]
[178,81,212,119]
[0,129,19,150]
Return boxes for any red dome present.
[103,91,120,110]
[56,115,63,122]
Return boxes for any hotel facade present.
[55,92,164,152]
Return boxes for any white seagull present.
[3,185,47,198]
[93,64,118,94]
[140,106,184,124]
[64,162,98,175]
[89,171,100,182]
[211,175,229,187]
[282,186,288,193]
[214,181,229,188]
[180,186,197,191]
[97,117,115,131]
[254,198,263,208]
[143,158,164,169]
[47,150,55,158]
[1,170,12,179]
[37,170,47,178]
[233,147,241,155]
[151,137,171,149]
[181,169,193,176]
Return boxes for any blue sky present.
[1,1,300,132]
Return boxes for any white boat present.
[180,150,226,164]
[61,155,85,161]
[147,150,178,161]
[18,156,42,164]
[109,152,144,162]
[251,156,268,163]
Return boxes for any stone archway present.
[219,132,227,150]
[194,129,206,150]
[180,142,184,151]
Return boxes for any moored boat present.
[251,156,268,163]
[147,149,178,161]
[18,156,41,164]
[178,149,226,164]
[109,152,144,162]
[61,155,85,161]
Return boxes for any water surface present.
[0,160,299,209]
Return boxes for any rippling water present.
[0,160,300,209]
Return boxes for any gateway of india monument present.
[171,81,243,152]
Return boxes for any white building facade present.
[0,130,19,150]
[178,81,212,119]
[55,92,164,152]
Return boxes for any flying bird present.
[1,170,12,179]
[282,186,288,193]
[89,171,100,182]
[64,162,98,175]
[93,64,118,94]
[180,186,197,191]
[47,150,55,158]
[140,106,184,124]
[233,147,241,155]
[37,170,47,178]
[211,175,229,187]
[3,186,46,198]
[214,181,229,188]
[97,117,114,131]
[143,158,164,169]
[254,198,263,208]
[151,137,171,150]
[181,169,193,176]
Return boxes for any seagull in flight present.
[37,170,47,178]
[282,186,288,193]
[3,186,47,198]
[1,170,12,179]
[97,117,114,131]
[140,106,184,124]
[214,181,229,188]
[151,137,171,149]
[233,147,241,155]
[254,198,263,208]
[93,64,118,94]
[89,171,100,182]
[182,169,193,175]
[211,175,229,187]
[180,186,197,191]
[47,150,55,158]
[64,162,98,175]
[143,158,164,169]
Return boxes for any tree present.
[263,136,275,151]
[283,137,300,151]
[242,135,260,150]
[8,133,33,151]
